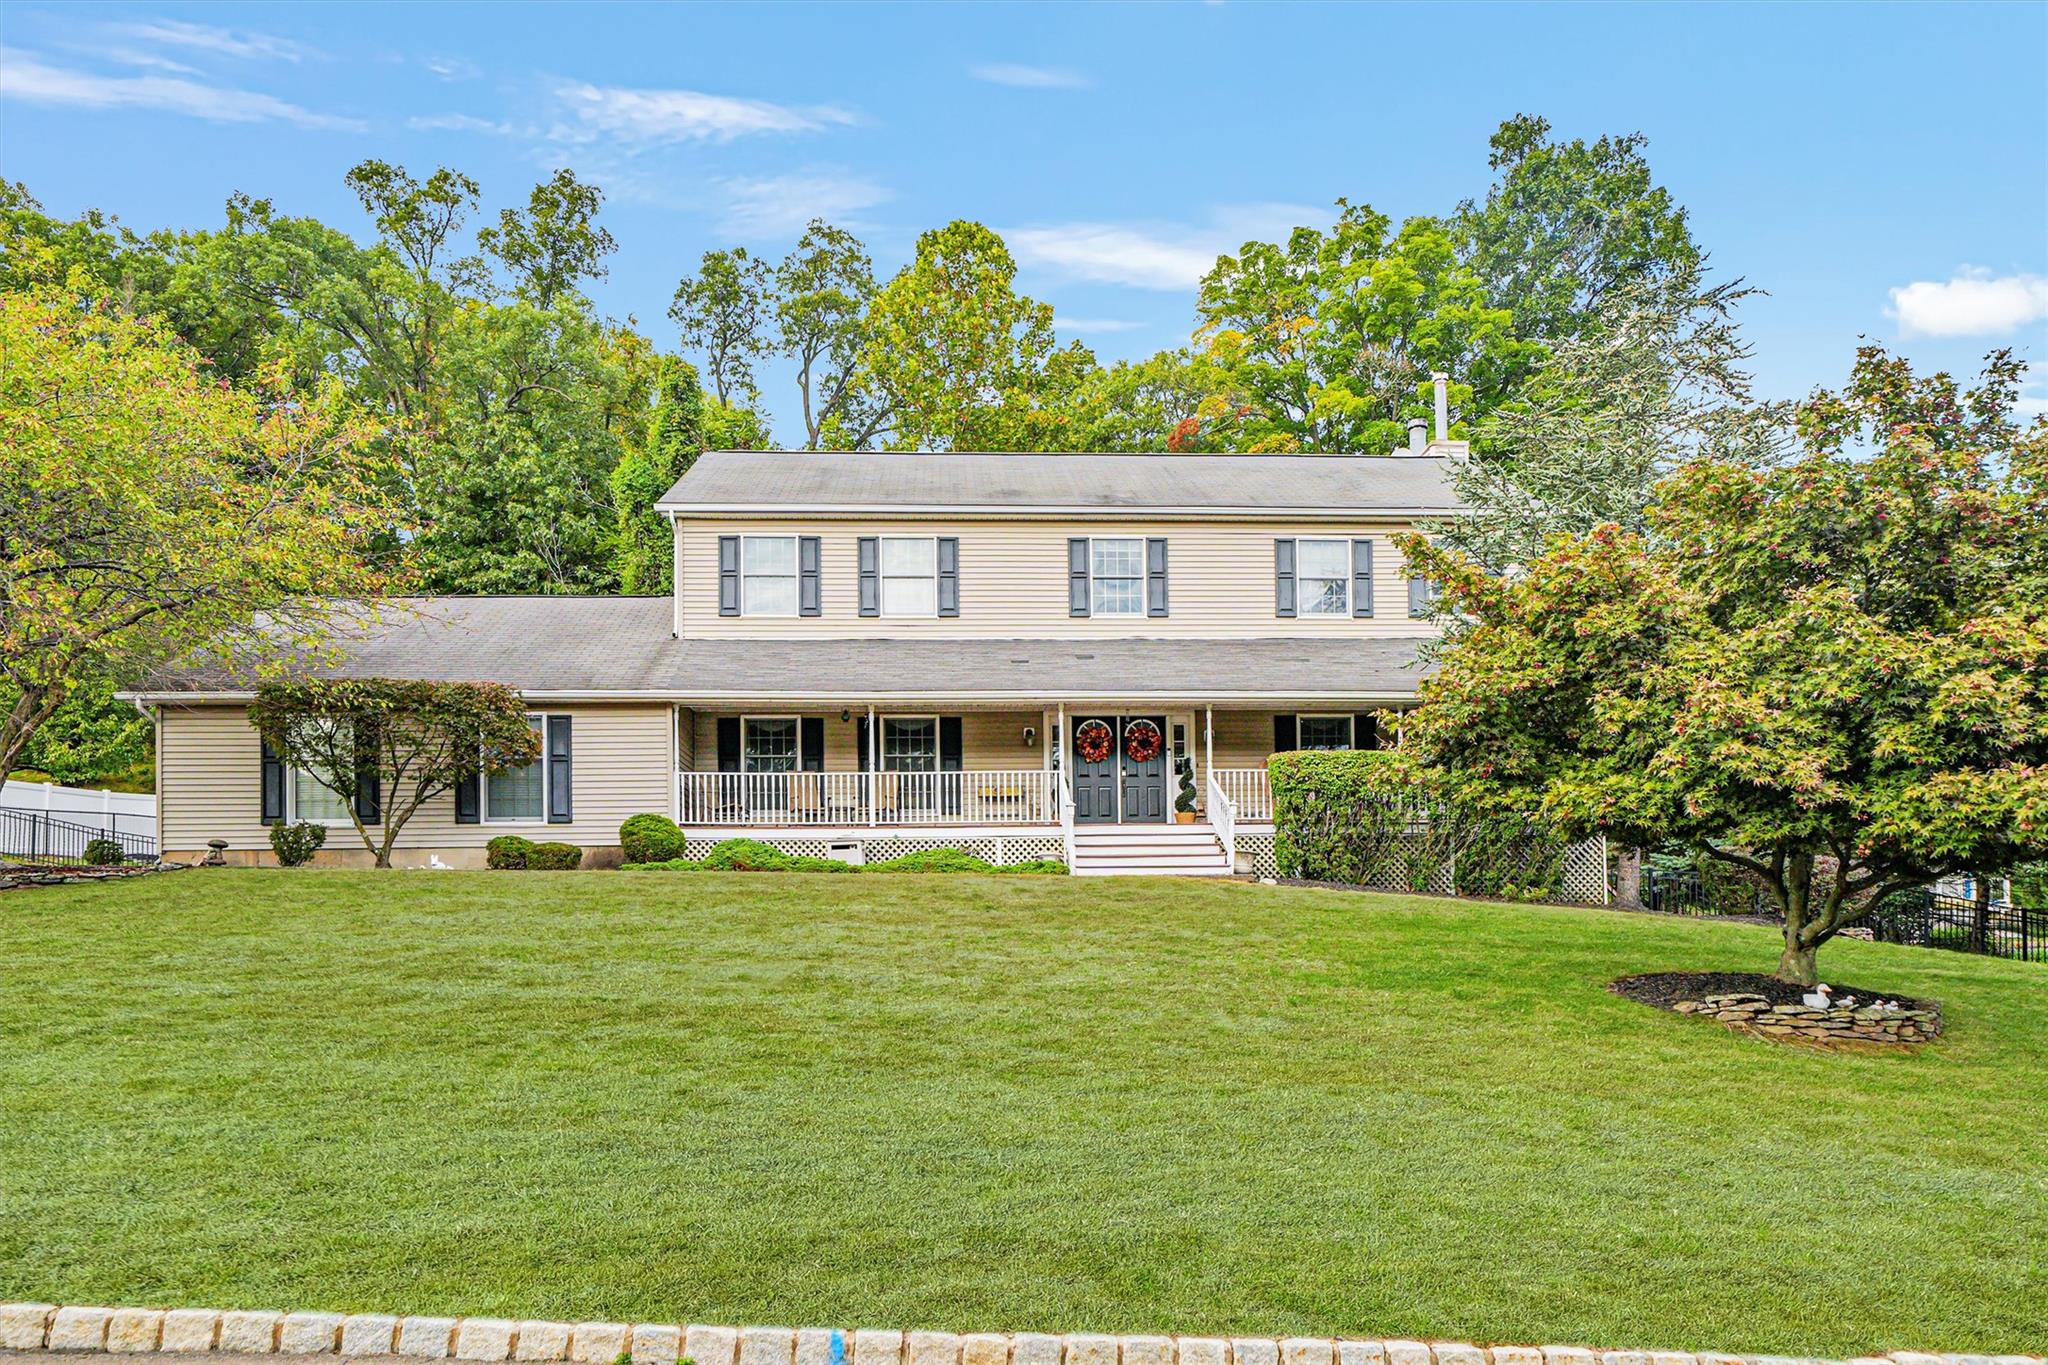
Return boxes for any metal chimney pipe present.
[1406,418,1427,454]
[1431,372,1450,442]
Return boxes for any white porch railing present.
[1057,766,1076,869]
[1210,767,1272,822]
[678,769,1057,827]
[1207,774,1238,873]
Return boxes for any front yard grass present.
[2,871,2043,1353]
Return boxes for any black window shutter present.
[799,536,822,617]
[800,716,824,772]
[937,537,960,617]
[260,738,285,825]
[939,716,963,772]
[1354,712,1380,751]
[856,715,871,772]
[455,772,480,824]
[1409,575,1431,618]
[1274,539,1297,617]
[353,719,381,823]
[1146,537,1169,618]
[858,537,880,617]
[716,717,742,772]
[546,715,573,824]
[1273,714,1298,752]
[1352,539,1374,617]
[1068,538,1091,617]
[718,536,741,616]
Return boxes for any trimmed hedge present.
[528,841,583,870]
[619,813,684,864]
[1270,749,1566,900]
[82,837,127,867]
[487,836,583,870]
[268,820,327,868]
[622,836,1069,875]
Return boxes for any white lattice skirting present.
[684,832,1068,866]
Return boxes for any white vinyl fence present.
[0,781,156,861]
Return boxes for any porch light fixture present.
[840,709,850,722]
[1022,725,1037,749]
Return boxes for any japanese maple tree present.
[1398,347,2047,983]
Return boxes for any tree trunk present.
[1776,939,1820,987]
[1968,878,1991,954]
[1615,847,1643,909]
[1774,851,1820,985]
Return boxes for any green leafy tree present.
[11,675,154,790]
[1456,114,1699,345]
[249,679,540,868]
[611,358,709,593]
[775,219,889,449]
[0,287,398,790]
[1195,204,1541,453]
[1398,348,2048,984]
[670,246,774,406]
[860,221,1101,452]
[477,168,617,308]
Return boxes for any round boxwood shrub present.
[527,841,583,870]
[619,813,684,864]
[81,837,126,867]
[485,834,536,870]
[268,820,327,868]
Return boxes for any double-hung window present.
[881,716,939,772]
[1297,538,1351,616]
[483,715,547,822]
[742,717,801,772]
[880,537,938,617]
[742,536,799,617]
[1296,714,1355,751]
[1090,538,1145,616]
[287,717,352,824]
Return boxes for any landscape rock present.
[343,1315,401,1357]
[218,1311,282,1354]
[456,1318,519,1361]
[280,1311,342,1355]
[1,1304,57,1352]
[630,1325,681,1364]
[161,1309,221,1354]
[514,1321,572,1361]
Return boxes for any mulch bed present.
[1609,970,1932,1013]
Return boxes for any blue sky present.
[4,0,2045,440]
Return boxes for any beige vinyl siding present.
[675,517,1437,640]
[157,701,673,859]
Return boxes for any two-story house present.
[130,430,1466,875]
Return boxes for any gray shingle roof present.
[132,596,1434,703]
[657,450,1464,515]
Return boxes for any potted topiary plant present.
[1174,753,1198,823]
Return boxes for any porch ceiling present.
[129,596,1433,705]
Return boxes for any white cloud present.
[1887,268,2048,338]
[1053,317,1146,334]
[108,19,310,63]
[969,63,1090,89]
[1009,202,1321,290]
[0,47,363,130]
[424,56,480,82]
[551,80,857,144]
[716,171,891,237]
[408,112,514,135]
[93,46,201,75]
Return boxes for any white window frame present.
[1296,537,1351,617]
[1295,713,1356,751]
[740,714,804,773]
[1088,536,1146,618]
[878,535,941,619]
[284,717,354,827]
[740,535,801,618]
[878,713,941,772]
[483,713,552,825]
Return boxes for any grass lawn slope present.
[2,872,2043,1353]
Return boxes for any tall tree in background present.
[775,219,890,449]
[478,168,617,309]
[611,358,709,594]
[860,221,1100,452]
[670,246,774,407]
[1457,114,1699,346]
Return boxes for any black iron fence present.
[1866,890,2046,964]
[1640,866,1769,917]
[0,808,157,865]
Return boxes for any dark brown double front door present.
[1071,715,1168,825]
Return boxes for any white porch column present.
[867,704,877,826]
[1204,704,1213,786]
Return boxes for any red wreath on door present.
[1074,719,1114,764]
[1123,719,1163,763]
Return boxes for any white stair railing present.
[1210,767,1272,821]
[1057,766,1077,869]
[1208,774,1238,873]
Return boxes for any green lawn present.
[3,872,2043,1354]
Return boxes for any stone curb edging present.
[0,1304,2036,1365]
[1674,992,1943,1046]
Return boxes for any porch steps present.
[1070,824,1232,877]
